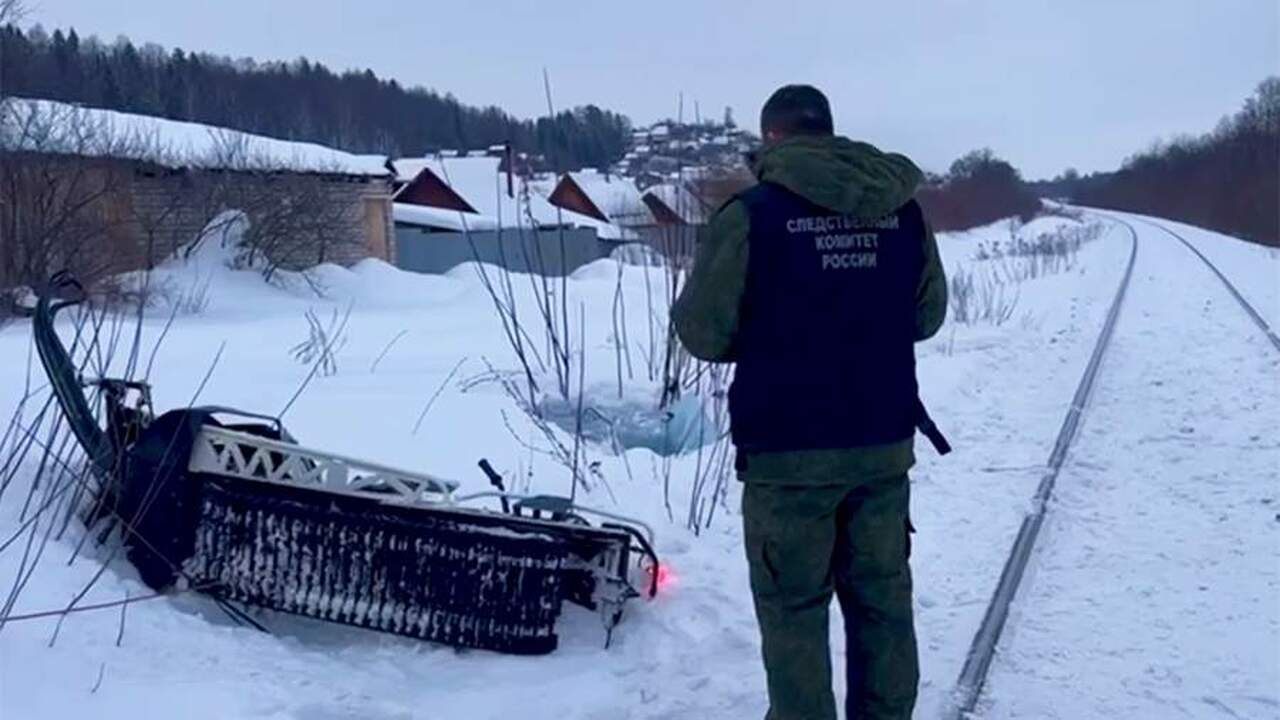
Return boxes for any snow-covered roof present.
[564,171,652,227]
[1,97,391,177]
[410,156,555,225]
[645,182,710,225]
[391,157,439,184]
[393,155,628,238]
[395,198,630,240]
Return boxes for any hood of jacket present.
[753,135,923,219]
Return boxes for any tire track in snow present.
[941,215,1140,719]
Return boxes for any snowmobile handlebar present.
[453,489,656,547]
[33,272,118,482]
[477,458,510,513]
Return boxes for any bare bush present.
[462,210,571,410]
[483,351,610,501]
[951,219,1104,326]
[0,265,271,638]
[0,98,377,311]
[1038,205,1085,223]
[975,219,1103,282]
[683,364,734,534]
[0,101,273,315]
[949,265,1020,326]
[95,274,214,317]
[290,308,349,377]
[0,102,155,293]
[649,224,699,408]
[172,277,213,315]
[202,135,367,289]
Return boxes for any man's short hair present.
[761,85,834,137]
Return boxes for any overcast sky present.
[24,1,1278,178]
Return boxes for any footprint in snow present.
[290,703,412,720]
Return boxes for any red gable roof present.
[394,166,476,213]
[546,174,609,223]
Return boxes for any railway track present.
[1133,216,1280,353]
[941,211,1277,718]
[940,216,1138,718]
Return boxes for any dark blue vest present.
[729,182,925,453]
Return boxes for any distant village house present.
[390,152,629,275]
[543,169,653,233]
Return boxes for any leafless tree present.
[0,102,153,306]
[1078,77,1279,246]
[0,0,24,28]
[0,100,244,318]
[200,132,365,290]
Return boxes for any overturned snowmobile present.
[34,273,658,655]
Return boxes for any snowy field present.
[0,212,1275,719]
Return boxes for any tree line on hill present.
[916,78,1278,245]
[1036,78,1278,247]
[0,23,631,169]
[3,20,1272,244]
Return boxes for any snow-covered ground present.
[983,211,1280,719]
[0,212,1274,719]
[1133,213,1279,330]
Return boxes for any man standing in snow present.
[672,85,947,719]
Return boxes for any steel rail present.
[1134,216,1280,353]
[942,216,1139,719]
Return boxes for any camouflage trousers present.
[743,474,918,720]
